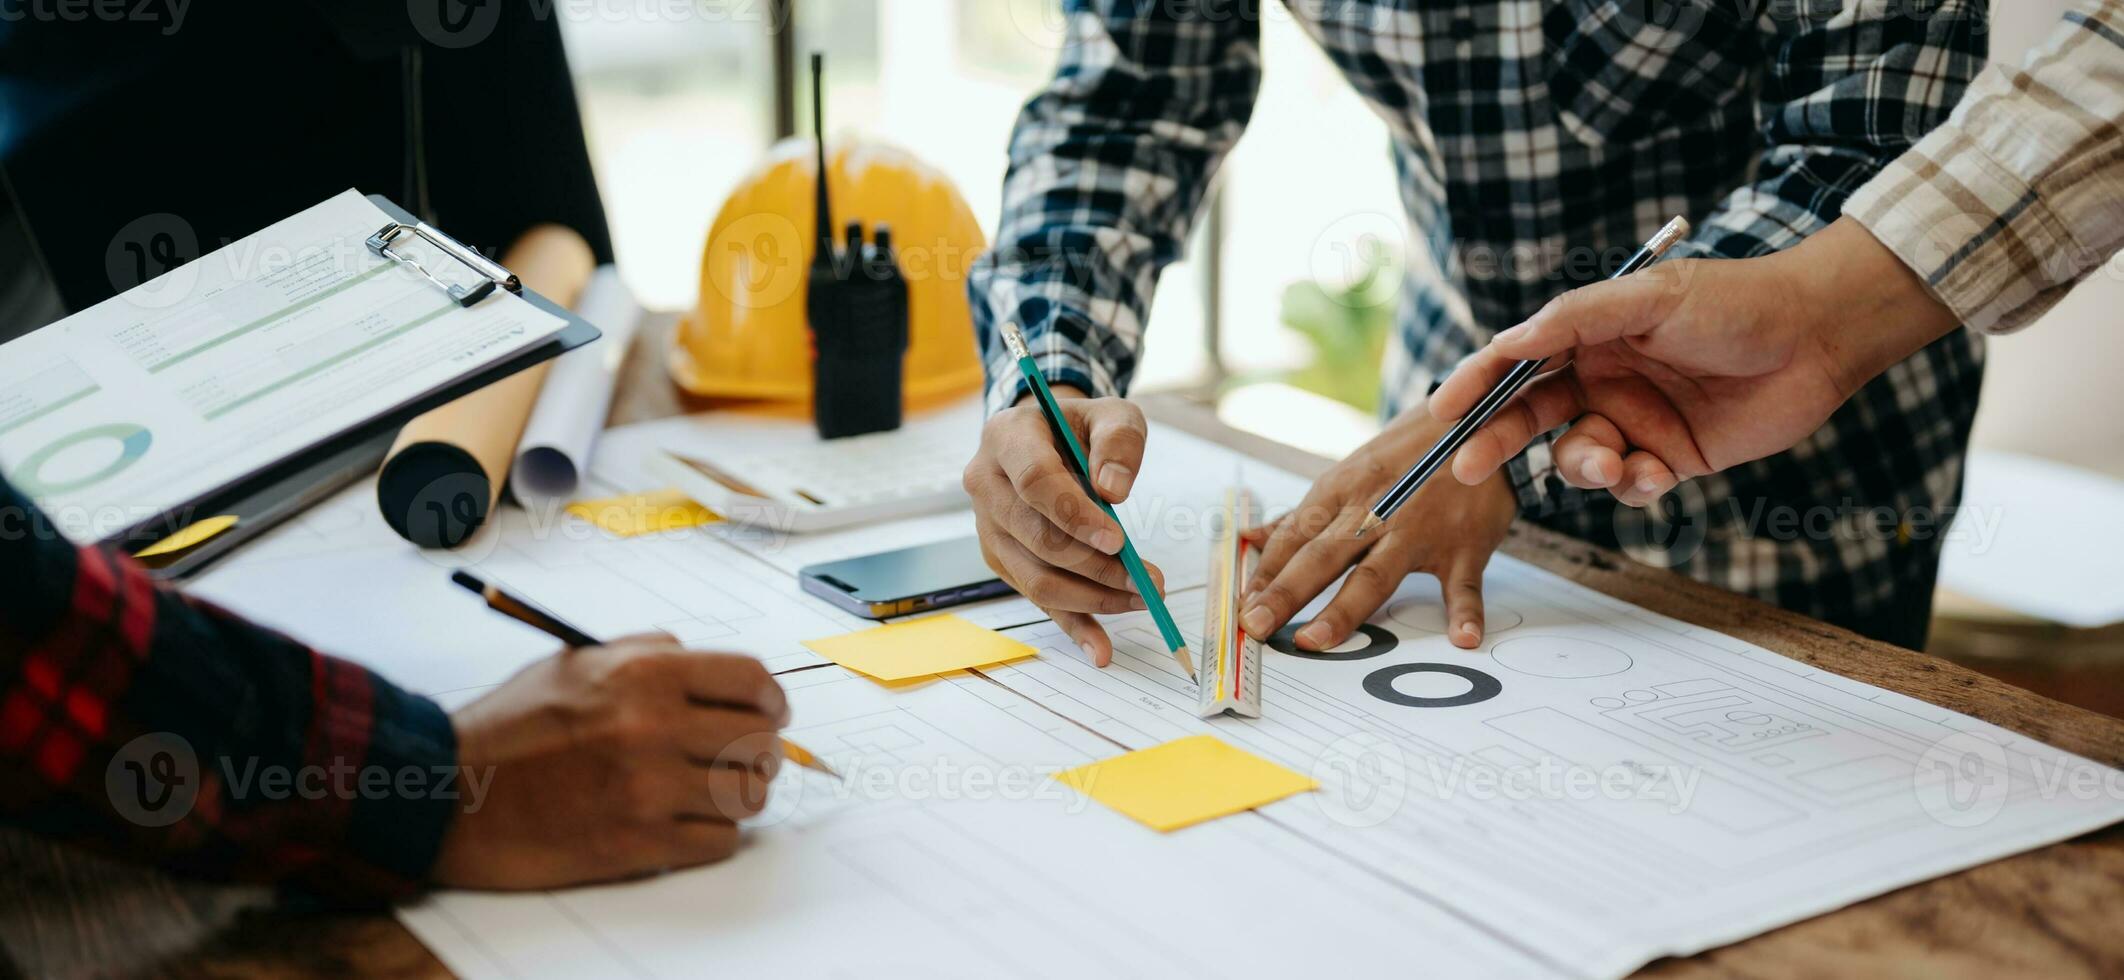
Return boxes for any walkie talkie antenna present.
[810,52,833,258]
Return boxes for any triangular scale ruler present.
[1197,486,1263,718]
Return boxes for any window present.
[561,8,774,310]
[561,2,1397,454]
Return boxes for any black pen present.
[1356,216,1691,538]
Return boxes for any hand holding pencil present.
[961,351,1175,668]
[452,571,837,778]
[1234,220,1691,657]
[433,621,802,889]
[1360,217,1691,532]
[1428,216,1925,500]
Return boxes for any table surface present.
[5,318,2122,978]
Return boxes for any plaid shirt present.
[1849,0,2123,335]
[971,0,1989,648]
[0,476,457,902]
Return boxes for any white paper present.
[511,266,642,506]
[0,190,567,540]
[986,560,2124,977]
[400,666,1551,979]
[189,480,848,707]
[1937,449,2124,627]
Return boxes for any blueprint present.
[183,412,2124,977]
[987,558,2124,976]
[400,666,1550,978]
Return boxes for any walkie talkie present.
[806,52,910,439]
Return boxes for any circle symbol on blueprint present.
[1362,663,1503,708]
[1490,636,1634,679]
[1267,622,1399,661]
[16,424,154,497]
[1386,596,1524,635]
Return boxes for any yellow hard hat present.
[670,138,987,403]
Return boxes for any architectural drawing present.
[400,668,1548,979]
[989,557,2124,976]
[191,421,2124,977]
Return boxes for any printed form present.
[0,190,567,540]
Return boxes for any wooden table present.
[6,319,2123,977]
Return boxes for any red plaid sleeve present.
[0,477,459,903]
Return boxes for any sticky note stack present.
[802,614,1037,682]
[1056,735,1318,832]
[565,487,721,537]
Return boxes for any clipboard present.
[112,193,602,578]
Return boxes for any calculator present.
[647,422,969,532]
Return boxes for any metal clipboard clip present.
[365,222,521,307]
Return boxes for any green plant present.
[1271,237,1398,413]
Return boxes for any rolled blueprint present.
[377,225,594,548]
[510,266,641,507]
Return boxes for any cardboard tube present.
[377,225,595,548]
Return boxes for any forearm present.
[1637,0,1984,432]
[0,481,458,901]
[1492,0,1986,516]
[1846,0,2124,335]
[1780,218,1963,397]
[970,0,1261,414]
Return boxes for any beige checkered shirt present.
[1849,0,2124,334]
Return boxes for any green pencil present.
[1000,322,1194,680]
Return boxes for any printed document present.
[0,190,567,540]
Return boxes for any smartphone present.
[799,536,1014,619]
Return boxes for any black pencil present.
[449,570,837,777]
[1357,216,1692,537]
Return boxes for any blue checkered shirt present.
[969,0,1990,648]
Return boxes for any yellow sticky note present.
[802,615,1036,682]
[134,515,239,559]
[1056,735,1317,832]
[871,669,970,693]
[566,487,721,537]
